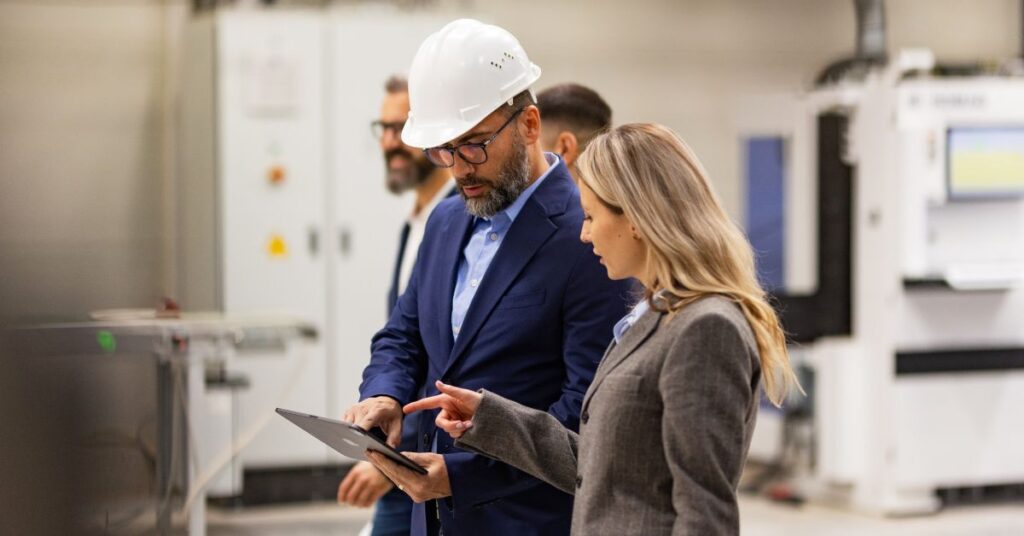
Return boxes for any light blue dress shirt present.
[451,153,560,340]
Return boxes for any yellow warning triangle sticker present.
[267,235,288,258]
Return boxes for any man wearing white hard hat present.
[343,19,631,536]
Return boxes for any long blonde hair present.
[577,123,800,406]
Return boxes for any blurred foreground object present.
[0,314,314,535]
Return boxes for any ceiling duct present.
[815,0,889,86]
[855,0,887,61]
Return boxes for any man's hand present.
[366,451,451,504]
[404,381,482,439]
[337,461,394,508]
[343,396,403,447]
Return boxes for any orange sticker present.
[268,165,286,185]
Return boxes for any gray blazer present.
[456,296,761,535]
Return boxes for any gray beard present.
[463,135,531,219]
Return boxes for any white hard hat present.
[401,19,542,149]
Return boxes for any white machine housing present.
[737,50,1024,514]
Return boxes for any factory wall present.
[0,0,188,320]
[0,0,1019,320]
[485,0,1020,217]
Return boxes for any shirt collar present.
[612,298,651,345]
[611,289,671,344]
[477,152,561,227]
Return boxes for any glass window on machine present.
[947,127,1024,199]
[744,137,787,292]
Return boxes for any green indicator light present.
[97,330,117,353]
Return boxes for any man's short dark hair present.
[536,83,612,147]
[504,89,536,117]
[384,75,408,94]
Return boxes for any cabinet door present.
[326,10,448,422]
[217,11,329,466]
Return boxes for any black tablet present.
[276,408,428,475]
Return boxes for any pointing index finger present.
[404,394,447,414]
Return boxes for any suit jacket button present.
[423,433,430,445]
[575,475,582,489]
[581,411,589,425]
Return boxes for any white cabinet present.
[180,7,446,469]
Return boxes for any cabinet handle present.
[308,227,319,256]
[338,226,352,258]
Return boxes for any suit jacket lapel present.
[442,198,557,374]
[582,309,662,411]
[437,211,475,359]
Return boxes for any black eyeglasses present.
[371,120,405,139]
[423,107,524,168]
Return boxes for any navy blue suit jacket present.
[360,159,632,536]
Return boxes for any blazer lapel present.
[582,309,662,411]
[442,198,557,374]
[437,211,475,358]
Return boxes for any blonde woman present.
[371,123,800,535]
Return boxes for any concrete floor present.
[206,495,1024,536]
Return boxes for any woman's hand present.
[403,380,482,439]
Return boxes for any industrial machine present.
[737,49,1024,514]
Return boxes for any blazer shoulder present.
[529,161,579,219]
[666,295,758,355]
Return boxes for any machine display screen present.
[947,127,1024,199]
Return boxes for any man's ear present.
[555,131,580,167]
[519,105,542,144]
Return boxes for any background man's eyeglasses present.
[371,120,405,139]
